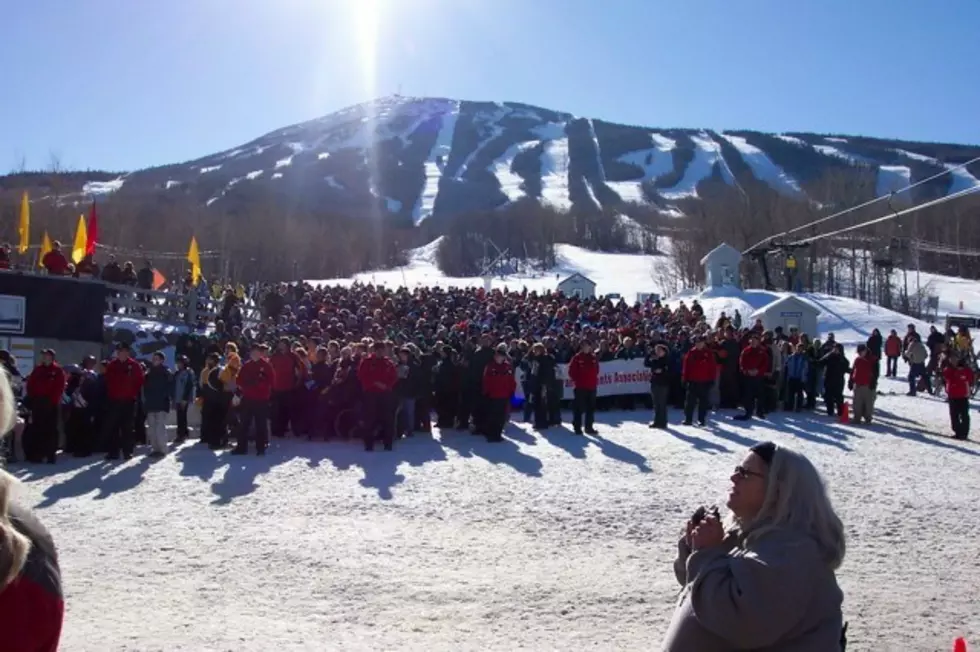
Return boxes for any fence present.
[0,269,260,327]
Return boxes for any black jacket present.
[644,355,671,387]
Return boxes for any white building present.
[557,273,596,299]
[700,243,742,289]
[749,295,821,338]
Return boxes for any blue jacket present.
[173,367,196,403]
[785,353,809,381]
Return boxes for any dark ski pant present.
[271,389,295,437]
[27,401,59,462]
[175,403,190,441]
[886,356,899,377]
[104,399,137,458]
[949,397,970,439]
[548,379,563,425]
[414,393,432,431]
[362,391,395,450]
[825,384,844,416]
[908,363,931,395]
[531,386,548,428]
[572,388,596,433]
[236,398,270,453]
[651,385,669,427]
[485,397,508,442]
[786,378,805,411]
[66,406,95,456]
[200,399,227,448]
[434,389,456,428]
[684,381,711,424]
[741,377,765,418]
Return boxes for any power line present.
[788,185,980,247]
[742,155,980,254]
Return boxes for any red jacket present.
[357,355,398,393]
[851,355,876,387]
[884,334,903,358]
[0,504,63,652]
[26,364,66,405]
[568,352,599,390]
[944,365,975,400]
[739,346,771,377]
[41,250,69,275]
[682,348,718,384]
[483,359,517,399]
[270,351,303,392]
[237,358,275,401]
[104,358,145,401]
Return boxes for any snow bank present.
[82,177,125,195]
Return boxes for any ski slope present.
[606,133,675,205]
[722,134,804,198]
[659,132,736,200]
[413,103,460,224]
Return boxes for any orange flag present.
[152,268,167,290]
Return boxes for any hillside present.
[5,96,980,223]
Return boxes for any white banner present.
[515,358,652,400]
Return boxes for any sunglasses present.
[734,465,766,480]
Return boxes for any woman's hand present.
[690,516,725,550]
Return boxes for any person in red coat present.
[482,344,516,442]
[102,342,145,460]
[943,353,974,440]
[25,349,66,464]
[234,343,276,456]
[269,338,305,438]
[568,340,600,435]
[884,329,903,378]
[735,336,771,421]
[41,241,69,276]
[357,341,399,451]
[848,344,877,424]
[682,337,718,426]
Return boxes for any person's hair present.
[0,368,31,588]
[738,444,846,570]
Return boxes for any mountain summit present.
[76,96,980,221]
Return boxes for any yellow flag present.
[38,231,52,269]
[18,192,30,254]
[72,214,88,264]
[187,235,202,285]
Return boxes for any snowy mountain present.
[27,96,980,222]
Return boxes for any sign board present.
[516,358,651,400]
[779,311,803,318]
[637,293,661,303]
[9,337,35,377]
[0,295,26,335]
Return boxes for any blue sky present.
[2,0,978,172]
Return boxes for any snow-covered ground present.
[659,131,736,200]
[310,237,664,301]
[11,353,979,651]
[32,245,974,650]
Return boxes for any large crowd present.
[3,279,976,464]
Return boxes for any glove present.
[847,379,854,391]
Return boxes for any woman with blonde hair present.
[0,368,64,651]
[663,441,846,651]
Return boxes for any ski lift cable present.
[742,154,980,255]
[788,184,980,247]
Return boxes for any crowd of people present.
[2,281,977,464]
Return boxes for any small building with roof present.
[749,295,821,338]
[557,273,596,299]
[700,243,742,289]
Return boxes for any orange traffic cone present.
[839,401,850,424]
[953,637,967,652]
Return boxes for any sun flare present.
[351,0,382,92]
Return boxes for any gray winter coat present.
[662,527,843,652]
[905,340,928,366]
[142,365,174,413]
